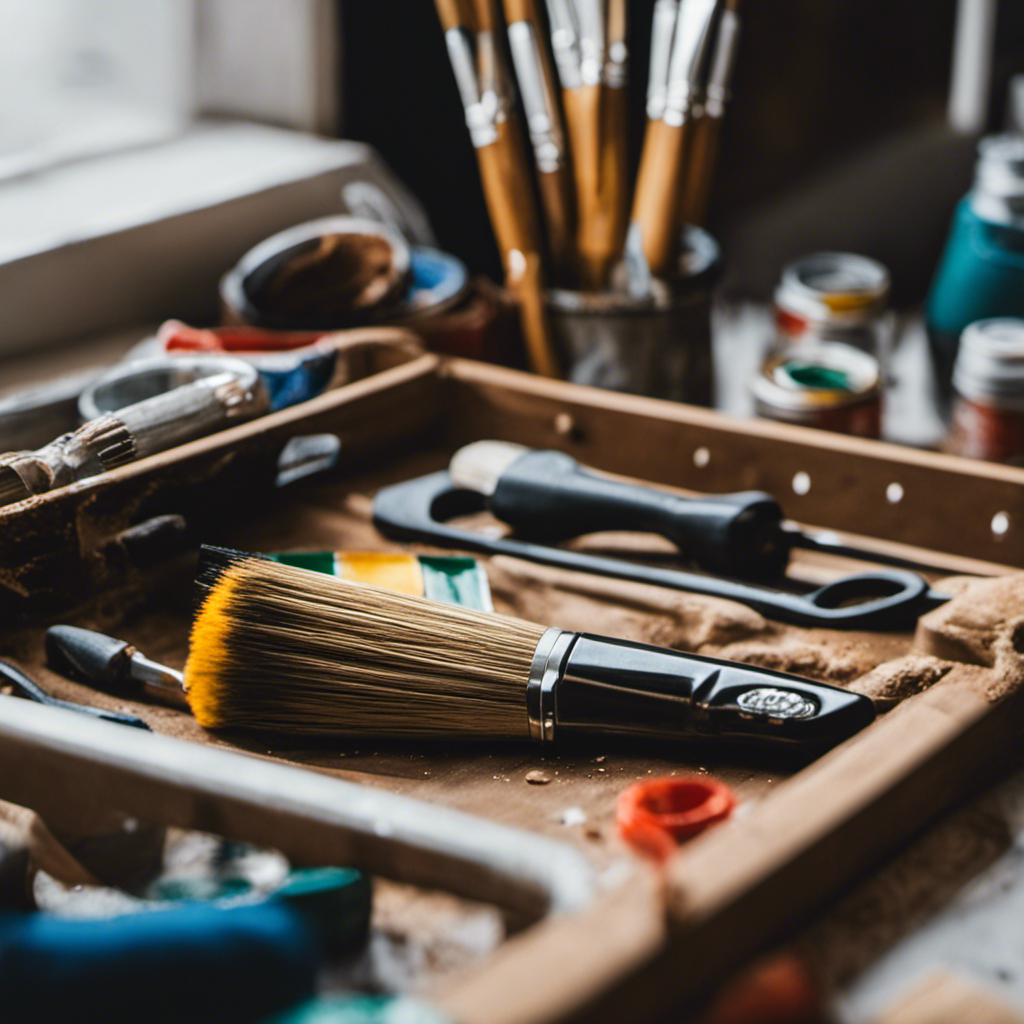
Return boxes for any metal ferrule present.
[545,0,582,89]
[526,628,577,742]
[604,42,628,89]
[573,0,605,87]
[703,7,740,118]
[647,0,680,119]
[663,0,720,123]
[445,28,482,114]
[508,21,567,174]
[131,651,190,710]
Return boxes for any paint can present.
[545,226,722,406]
[774,252,891,359]
[947,319,1024,464]
[753,341,882,438]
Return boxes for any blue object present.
[263,995,452,1024]
[256,349,339,412]
[0,899,318,1024]
[927,197,1024,397]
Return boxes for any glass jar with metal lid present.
[753,341,882,438]
[947,318,1024,464]
[774,252,891,358]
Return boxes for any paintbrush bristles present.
[184,550,547,739]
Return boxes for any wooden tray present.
[3,351,1024,1023]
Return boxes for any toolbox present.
[2,335,1024,1024]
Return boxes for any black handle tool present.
[373,470,950,630]
[0,659,150,730]
[45,626,189,710]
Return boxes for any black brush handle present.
[0,660,149,730]
[554,634,875,749]
[491,450,790,579]
[45,625,139,697]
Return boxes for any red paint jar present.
[948,319,1024,465]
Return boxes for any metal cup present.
[546,226,722,406]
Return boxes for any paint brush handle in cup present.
[435,0,561,376]
[682,0,742,226]
[504,0,578,283]
[631,0,721,275]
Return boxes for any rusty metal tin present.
[753,342,882,438]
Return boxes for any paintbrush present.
[593,0,629,289]
[630,0,721,276]
[435,0,561,376]
[184,547,875,749]
[502,0,577,284]
[0,372,266,508]
[681,0,742,226]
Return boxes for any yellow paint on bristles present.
[183,564,244,728]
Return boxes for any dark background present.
[337,0,1024,304]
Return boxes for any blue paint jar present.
[927,135,1024,407]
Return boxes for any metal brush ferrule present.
[526,628,576,742]
[663,0,719,124]
[646,0,679,119]
[704,7,740,118]
[546,0,582,89]
[508,21,566,174]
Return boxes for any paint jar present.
[774,252,892,362]
[752,341,882,438]
[546,226,722,406]
[927,135,1024,406]
[947,319,1024,465]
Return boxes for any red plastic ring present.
[617,776,736,861]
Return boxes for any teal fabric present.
[0,899,317,1023]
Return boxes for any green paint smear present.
[271,551,338,575]
[419,556,492,610]
[782,362,855,392]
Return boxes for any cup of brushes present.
[437,0,739,401]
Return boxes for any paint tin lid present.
[775,252,890,327]
[617,776,735,861]
[954,318,1024,409]
[753,342,880,413]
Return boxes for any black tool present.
[45,626,189,710]
[0,660,150,730]
[372,470,951,630]
[448,441,966,579]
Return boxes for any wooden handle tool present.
[631,0,721,276]
[503,0,578,284]
[681,0,742,226]
[436,0,561,376]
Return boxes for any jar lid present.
[775,252,889,326]
[752,342,880,412]
[972,135,1024,224]
[616,776,735,861]
[954,318,1024,408]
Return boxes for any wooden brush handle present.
[536,167,577,286]
[509,250,562,378]
[631,118,690,276]
[571,82,606,289]
[681,111,721,227]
